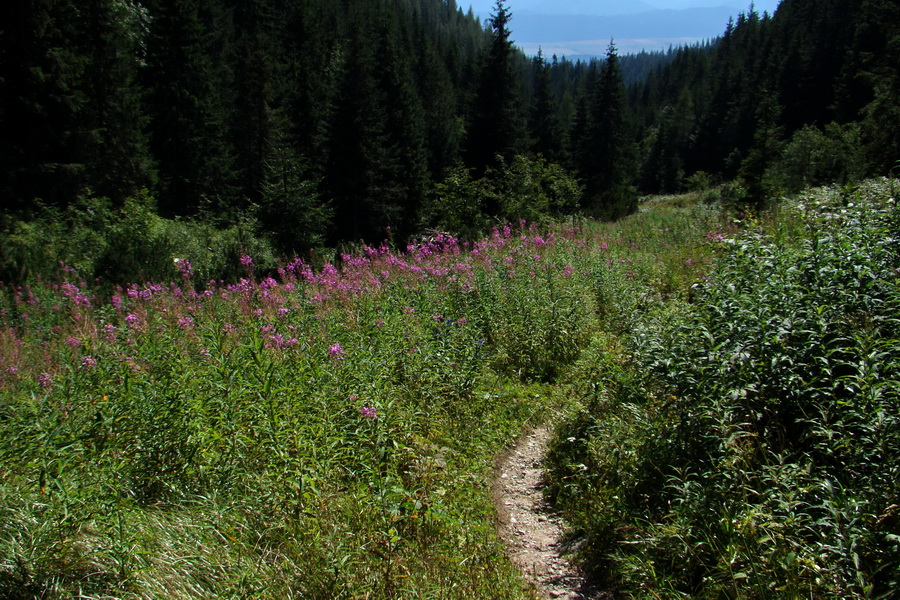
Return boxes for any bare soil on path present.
[491,426,613,600]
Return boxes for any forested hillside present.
[1,0,898,273]
[2,2,900,598]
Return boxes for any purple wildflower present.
[81,356,97,369]
[328,343,345,360]
[175,258,193,279]
[359,406,378,419]
[38,372,53,389]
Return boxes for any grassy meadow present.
[1,180,898,598]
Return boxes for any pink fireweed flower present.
[177,316,194,329]
[359,405,378,419]
[81,356,97,369]
[125,313,140,328]
[175,258,193,279]
[66,337,80,347]
[38,372,53,389]
[240,254,254,268]
[328,343,345,360]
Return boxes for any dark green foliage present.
[422,156,581,240]
[529,51,565,164]
[737,94,785,209]
[548,182,900,598]
[575,43,637,220]
[0,0,494,245]
[625,0,899,191]
[0,0,154,208]
[141,0,237,216]
[256,131,331,255]
[464,0,527,182]
[4,0,900,255]
[769,122,865,192]
[0,192,275,287]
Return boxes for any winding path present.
[491,426,612,600]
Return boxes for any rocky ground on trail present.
[492,426,613,600]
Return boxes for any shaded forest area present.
[1,0,898,264]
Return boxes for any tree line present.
[1,0,898,257]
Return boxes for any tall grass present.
[0,207,721,599]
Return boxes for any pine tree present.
[578,42,636,220]
[0,0,91,207]
[529,50,564,163]
[855,0,900,174]
[464,0,526,184]
[227,0,277,210]
[257,123,331,255]
[739,93,784,208]
[79,0,155,202]
[141,0,236,217]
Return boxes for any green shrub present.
[549,180,900,598]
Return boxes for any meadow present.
[1,180,897,599]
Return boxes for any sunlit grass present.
[0,200,725,598]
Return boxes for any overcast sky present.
[463,0,783,57]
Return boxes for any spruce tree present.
[530,50,564,163]
[464,0,526,184]
[79,0,155,202]
[141,0,236,217]
[228,0,277,210]
[0,0,91,207]
[578,42,635,220]
[257,123,331,256]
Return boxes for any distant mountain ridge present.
[465,1,779,55]
[511,6,749,41]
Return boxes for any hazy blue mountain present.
[464,0,781,56]
[512,6,745,41]
[522,0,658,15]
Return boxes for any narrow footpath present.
[492,426,613,600]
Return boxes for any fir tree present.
[578,42,636,220]
[141,0,236,217]
[464,0,526,185]
[529,50,564,163]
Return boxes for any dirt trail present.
[492,426,612,600]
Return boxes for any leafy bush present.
[423,156,582,241]
[0,191,277,288]
[549,180,900,598]
[769,122,865,192]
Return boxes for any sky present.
[463,0,782,57]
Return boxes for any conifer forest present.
[1,1,899,598]
[2,0,897,264]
